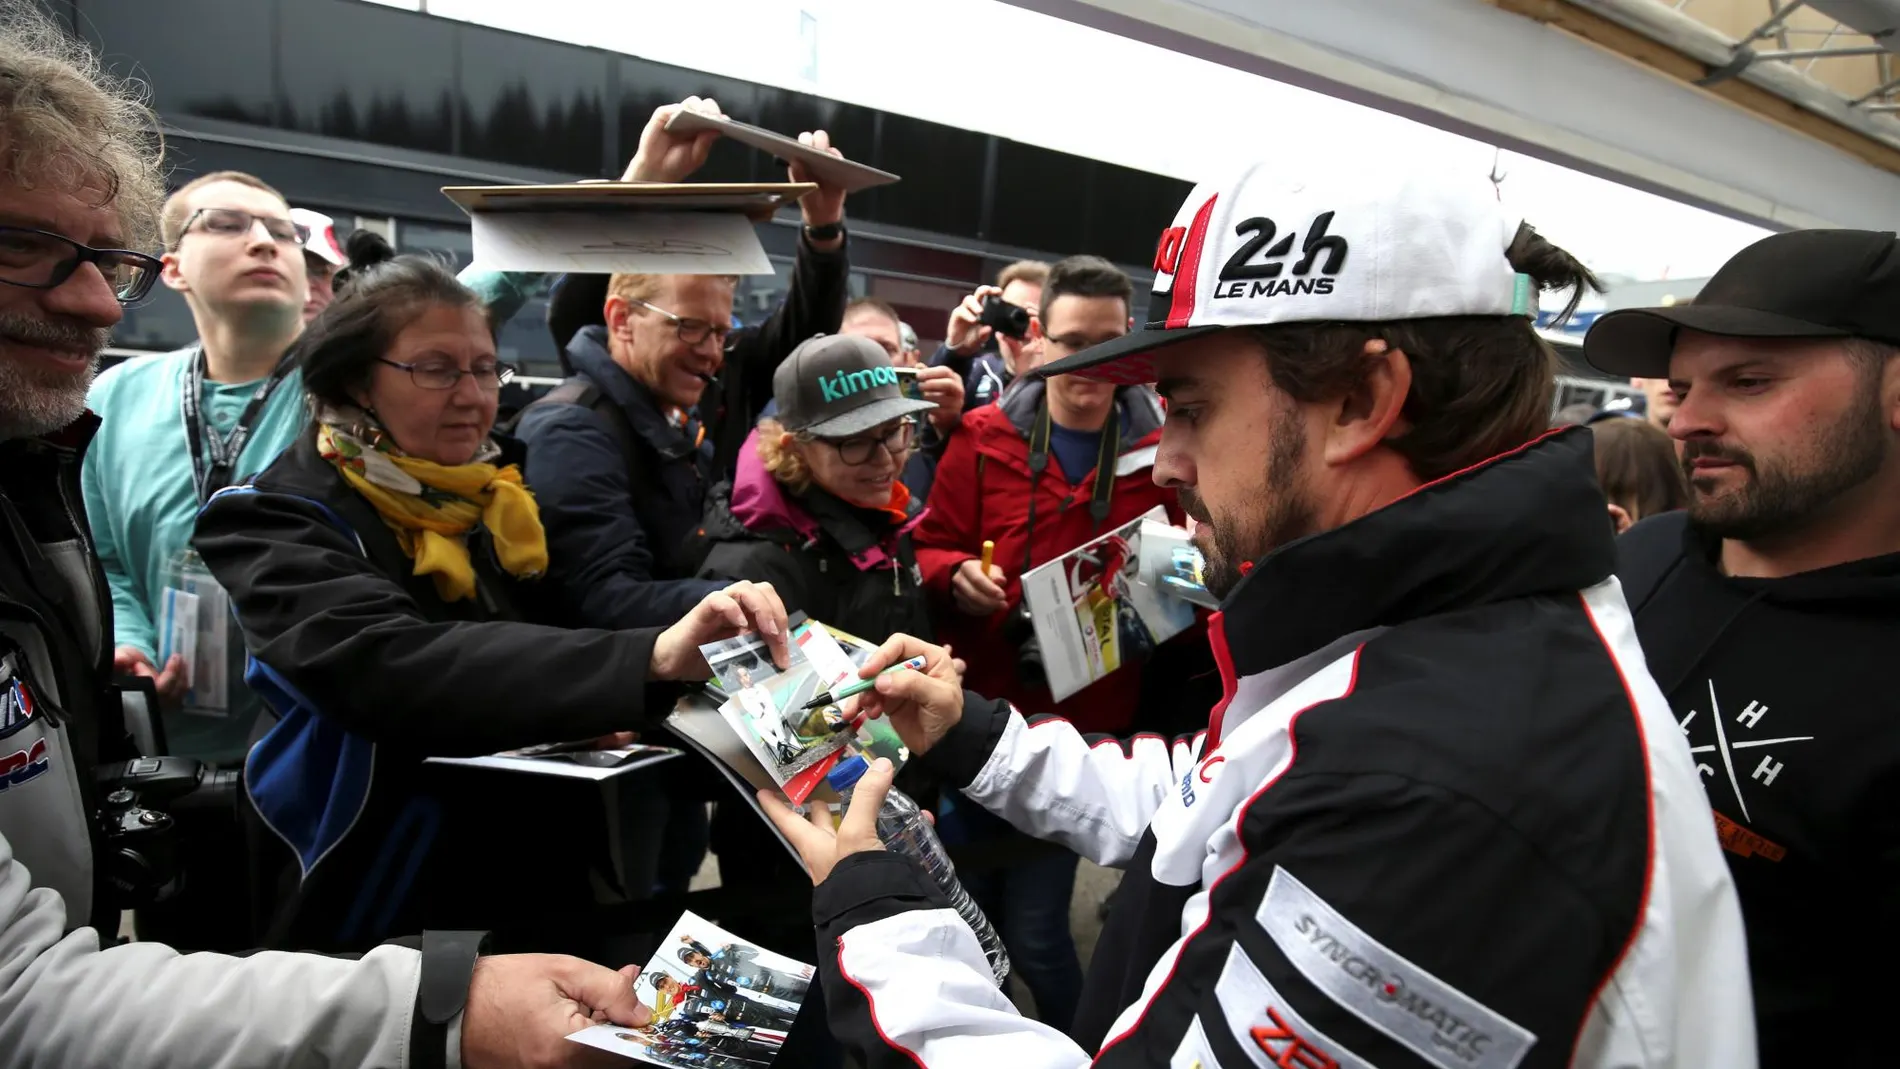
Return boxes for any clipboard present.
[663,110,902,193]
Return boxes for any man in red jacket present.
[912,254,1184,1034]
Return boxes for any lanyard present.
[180,345,296,503]
[1020,398,1121,575]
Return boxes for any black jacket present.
[693,434,933,647]
[516,234,851,631]
[0,417,127,935]
[809,430,1752,1067]
[1619,510,1900,1068]
[193,430,679,950]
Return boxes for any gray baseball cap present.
[772,334,937,437]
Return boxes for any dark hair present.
[328,228,394,294]
[1246,223,1603,481]
[1040,255,1133,321]
[1590,416,1685,522]
[296,253,486,413]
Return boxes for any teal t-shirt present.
[81,348,308,761]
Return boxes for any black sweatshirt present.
[1618,511,1900,1068]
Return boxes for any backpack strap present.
[510,377,642,481]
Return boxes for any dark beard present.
[1197,409,1315,600]
[1682,387,1888,543]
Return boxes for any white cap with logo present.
[1031,161,1535,385]
[290,208,347,268]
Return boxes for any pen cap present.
[825,754,871,793]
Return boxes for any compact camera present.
[978,294,1032,340]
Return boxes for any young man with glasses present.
[80,171,311,775]
[74,171,313,955]
[515,117,857,634]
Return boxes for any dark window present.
[397,218,472,272]
[990,140,1090,256]
[867,114,984,235]
[278,0,455,154]
[77,0,275,126]
[458,27,608,176]
[1090,167,1191,268]
[617,58,758,184]
[112,286,196,353]
[752,87,877,173]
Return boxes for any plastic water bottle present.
[827,755,1011,985]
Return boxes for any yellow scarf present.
[317,423,548,603]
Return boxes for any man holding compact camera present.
[934,260,1048,410]
[911,255,1186,1034]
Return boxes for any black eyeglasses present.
[0,225,163,305]
[631,298,731,347]
[180,208,310,247]
[376,357,517,392]
[820,419,916,465]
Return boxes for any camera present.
[94,755,237,908]
[1001,603,1045,689]
[978,294,1032,340]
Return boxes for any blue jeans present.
[938,794,1084,1034]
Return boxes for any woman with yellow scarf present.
[192,255,790,956]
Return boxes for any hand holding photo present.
[702,622,856,790]
[568,910,812,1067]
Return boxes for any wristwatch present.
[803,221,846,243]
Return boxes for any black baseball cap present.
[1585,229,1900,379]
[772,334,937,437]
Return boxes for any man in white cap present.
[290,206,347,322]
[765,162,1755,1067]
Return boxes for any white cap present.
[291,208,347,268]
[1031,161,1534,385]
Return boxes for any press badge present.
[161,548,231,717]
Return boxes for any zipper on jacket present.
[53,467,113,676]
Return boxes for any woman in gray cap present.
[693,332,940,646]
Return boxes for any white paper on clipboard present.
[664,110,902,193]
[467,210,771,275]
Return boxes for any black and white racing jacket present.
[811,430,1755,1069]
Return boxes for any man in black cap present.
[1585,228,1900,1068]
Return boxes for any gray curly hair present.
[0,0,166,251]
